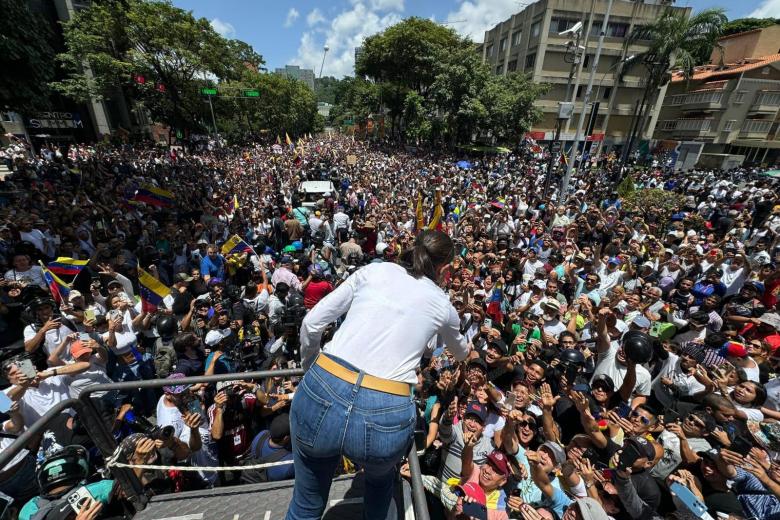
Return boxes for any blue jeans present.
[0,454,37,503]
[285,354,415,520]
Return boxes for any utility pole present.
[542,25,583,199]
[560,0,614,200]
[319,45,330,79]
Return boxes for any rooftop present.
[671,53,780,83]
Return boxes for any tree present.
[621,8,727,163]
[212,71,320,141]
[481,73,548,144]
[621,189,685,230]
[0,0,56,115]
[722,18,779,37]
[314,76,341,104]
[54,0,263,134]
[330,77,381,128]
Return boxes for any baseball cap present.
[632,315,651,329]
[540,441,566,465]
[532,280,547,290]
[720,341,748,359]
[107,279,123,288]
[468,357,488,372]
[486,451,511,477]
[280,255,293,264]
[163,373,191,395]
[215,380,241,392]
[759,313,780,330]
[174,273,194,283]
[197,238,209,245]
[68,290,83,301]
[487,338,508,356]
[454,481,486,505]
[464,401,488,423]
[607,257,621,265]
[204,329,230,347]
[626,436,656,460]
[70,340,91,359]
[543,299,561,312]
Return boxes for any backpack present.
[154,342,177,379]
[239,432,289,484]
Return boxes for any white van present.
[299,180,336,208]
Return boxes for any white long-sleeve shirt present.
[299,262,469,383]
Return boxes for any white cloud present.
[748,0,780,17]
[291,2,402,78]
[444,0,521,42]
[284,8,300,28]
[306,8,326,27]
[210,18,235,38]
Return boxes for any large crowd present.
[0,133,779,520]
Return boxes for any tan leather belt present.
[316,355,411,396]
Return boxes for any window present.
[723,120,736,131]
[496,64,504,75]
[531,21,540,38]
[512,30,522,46]
[507,59,518,72]
[486,44,494,57]
[525,53,536,69]
[576,85,583,99]
[594,115,606,128]
[499,37,507,53]
[583,54,590,68]
[550,17,577,34]
[607,22,629,38]
[734,91,745,103]
[602,87,612,100]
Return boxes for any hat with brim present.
[163,372,191,395]
[759,313,780,331]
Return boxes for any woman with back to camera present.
[285,230,470,520]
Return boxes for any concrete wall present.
[712,25,780,64]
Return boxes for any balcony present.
[683,90,724,109]
[660,119,714,134]
[739,119,773,138]
[749,91,780,113]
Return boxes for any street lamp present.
[319,45,329,79]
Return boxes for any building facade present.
[274,65,316,91]
[479,0,688,151]
[654,26,780,166]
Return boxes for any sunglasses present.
[631,411,651,425]
[686,415,706,429]
[516,420,536,429]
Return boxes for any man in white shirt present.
[590,309,652,406]
[23,299,76,362]
[3,361,69,427]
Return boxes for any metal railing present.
[740,119,773,136]
[0,369,430,520]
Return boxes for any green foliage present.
[213,71,320,141]
[621,189,685,229]
[628,8,727,82]
[342,17,547,146]
[722,18,779,37]
[314,76,341,104]
[0,0,56,114]
[616,174,636,198]
[53,0,264,131]
[329,77,381,125]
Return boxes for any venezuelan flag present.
[47,257,89,277]
[41,264,70,305]
[132,185,174,208]
[138,266,170,313]
[285,133,293,146]
[221,234,253,256]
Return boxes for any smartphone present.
[730,435,754,457]
[503,391,517,411]
[669,482,709,518]
[0,392,12,414]
[85,308,96,321]
[0,491,11,519]
[461,500,487,519]
[616,402,632,419]
[79,332,91,342]
[16,359,37,380]
[66,485,95,513]
[484,318,493,329]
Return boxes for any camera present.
[124,410,175,441]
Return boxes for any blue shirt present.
[200,254,225,279]
[249,431,294,481]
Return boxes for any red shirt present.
[304,280,334,309]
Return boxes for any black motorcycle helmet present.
[156,315,178,340]
[622,330,654,364]
[559,348,586,366]
[37,445,90,499]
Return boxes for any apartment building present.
[479,0,688,151]
[654,25,780,166]
[274,65,316,91]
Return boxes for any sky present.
[173,0,780,79]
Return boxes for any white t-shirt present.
[596,266,625,294]
[650,352,706,408]
[591,342,652,397]
[156,396,219,485]
[20,229,47,253]
[0,420,28,472]
[19,376,70,427]
[63,359,113,398]
[764,377,780,411]
[5,266,46,289]
[23,323,76,363]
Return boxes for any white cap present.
[375,242,388,255]
[204,329,230,347]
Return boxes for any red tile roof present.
[671,54,780,83]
